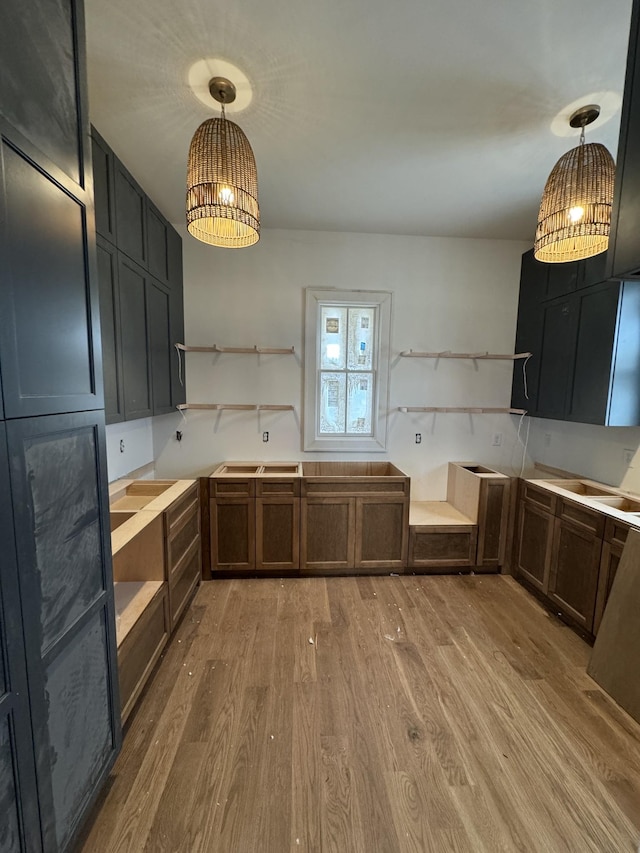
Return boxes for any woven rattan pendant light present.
[186,76,259,248]
[534,105,615,263]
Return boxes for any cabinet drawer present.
[256,478,300,497]
[209,478,255,498]
[302,477,409,497]
[604,517,631,547]
[558,498,605,537]
[166,484,199,530]
[167,508,200,578]
[169,539,200,629]
[409,525,477,570]
[522,483,558,513]
[118,585,169,723]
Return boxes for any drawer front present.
[522,482,557,513]
[302,477,409,497]
[118,586,169,723]
[409,526,477,569]
[166,483,199,530]
[210,478,255,498]
[256,478,300,497]
[604,517,631,547]
[167,505,200,575]
[558,498,605,537]
[169,540,201,629]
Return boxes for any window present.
[304,289,391,451]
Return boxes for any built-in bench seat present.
[408,463,511,573]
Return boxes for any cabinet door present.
[567,282,619,425]
[118,254,152,420]
[114,159,146,267]
[609,0,640,279]
[146,279,173,415]
[91,129,116,243]
[511,250,545,411]
[0,424,42,853]
[6,411,121,852]
[300,497,356,572]
[96,237,124,424]
[515,502,554,592]
[210,498,255,571]
[545,262,579,300]
[146,200,169,284]
[593,541,623,636]
[355,497,408,570]
[0,140,103,418]
[256,497,300,571]
[536,296,578,419]
[477,479,510,567]
[167,227,186,407]
[548,517,602,632]
[580,251,609,290]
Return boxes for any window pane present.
[347,373,373,433]
[319,372,346,433]
[320,307,347,369]
[347,307,375,371]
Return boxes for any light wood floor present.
[78,575,640,853]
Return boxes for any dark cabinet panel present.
[0,424,42,853]
[511,250,545,411]
[91,129,116,244]
[546,261,579,300]
[147,280,173,415]
[535,297,577,419]
[114,161,146,267]
[0,0,83,185]
[609,0,640,279]
[146,201,169,284]
[168,227,186,408]
[581,251,610,289]
[6,411,120,851]
[0,141,102,418]
[96,238,124,423]
[118,255,152,420]
[548,518,602,632]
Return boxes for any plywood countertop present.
[525,478,640,529]
[109,478,197,512]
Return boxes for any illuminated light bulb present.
[219,186,235,205]
[568,205,584,224]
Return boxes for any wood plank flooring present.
[77,575,640,852]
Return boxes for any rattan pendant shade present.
[186,114,259,248]
[534,105,615,264]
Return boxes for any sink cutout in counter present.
[589,496,640,513]
[546,480,617,497]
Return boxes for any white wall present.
[105,417,154,482]
[152,228,531,500]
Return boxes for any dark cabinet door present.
[147,279,173,415]
[168,227,186,407]
[548,518,602,632]
[580,251,610,289]
[114,160,146,268]
[546,262,579,300]
[0,424,43,853]
[118,254,152,420]
[511,250,545,411]
[6,411,120,852]
[96,237,124,424]
[0,140,103,418]
[515,501,554,592]
[146,201,169,284]
[567,282,620,425]
[609,0,640,279]
[91,129,116,244]
[535,296,578,419]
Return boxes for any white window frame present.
[303,288,392,452]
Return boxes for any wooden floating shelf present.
[397,406,527,414]
[175,343,295,355]
[399,350,532,360]
[177,403,295,412]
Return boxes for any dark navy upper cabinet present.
[609,0,640,279]
[168,227,186,408]
[118,254,153,420]
[96,238,124,424]
[0,1,85,187]
[114,160,147,268]
[147,280,174,415]
[146,201,170,285]
[91,129,116,245]
[0,142,103,419]
[535,296,579,420]
[545,261,579,300]
[511,250,545,412]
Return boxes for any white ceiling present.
[85,0,633,242]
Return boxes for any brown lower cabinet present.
[300,497,356,571]
[165,482,201,629]
[515,482,629,637]
[256,496,300,570]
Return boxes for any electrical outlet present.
[262,431,269,442]
[544,432,552,447]
[623,448,635,467]
[492,432,503,447]
[415,433,421,444]
[119,439,125,453]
